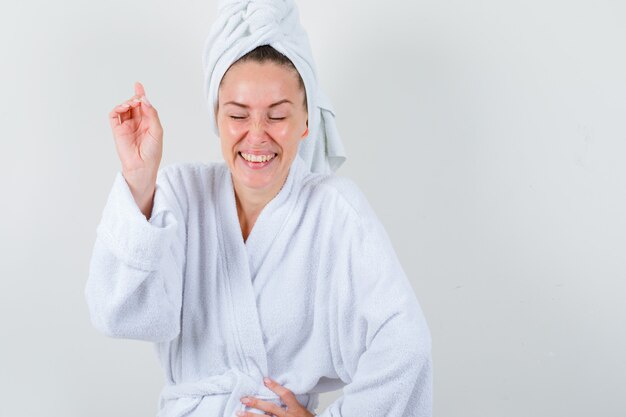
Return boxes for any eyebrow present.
[223,99,293,108]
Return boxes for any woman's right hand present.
[108,81,163,217]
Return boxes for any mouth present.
[238,151,278,169]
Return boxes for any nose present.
[246,117,268,144]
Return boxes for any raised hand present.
[108,81,164,218]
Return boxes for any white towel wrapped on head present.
[202,0,347,174]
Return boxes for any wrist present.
[121,172,157,219]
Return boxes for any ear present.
[214,105,220,129]
[302,119,309,138]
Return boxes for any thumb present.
[140,94,153,109]
[140,95,158,118]
[140,96,163,132]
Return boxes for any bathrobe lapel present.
[215,155,306,383]
[245,155,305,279]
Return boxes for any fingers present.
[135,81,146,98]
[108,82,155,128]
[129,97,143,121]
[109,103,129,127]
[109,103,129,119]
[135,82,153,109]
[238,398,285,417]
[263,378,300,410]
[109,99,141,126]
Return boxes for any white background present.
[1,0,625,416]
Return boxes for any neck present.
[233,173,288,242]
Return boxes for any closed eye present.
[229,116,285,120]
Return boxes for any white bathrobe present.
[85,154,433,417]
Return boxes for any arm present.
[320,217,433,417]
[84,165,187,343]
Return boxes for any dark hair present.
[221,44,307,110]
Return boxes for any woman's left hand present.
[237,377,315,417]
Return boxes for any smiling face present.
[216,60,308,199]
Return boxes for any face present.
[216,60,308,198]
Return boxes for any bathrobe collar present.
[215,153,308,384]
[223,153,307,251]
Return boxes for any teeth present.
[241,152,276,163]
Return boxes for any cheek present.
[222,120,245,137]
[218,123,246,151]
[276,123,303,153]
[218,123,240,153]
[270,124,292,138]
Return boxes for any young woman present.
[85,2,432,417]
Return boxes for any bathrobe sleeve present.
[84,166,187,343]
[319,193,433,417]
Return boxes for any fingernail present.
[263,377,272,385]
[240,397,250,404]
[236,411,244,416]
[133,98,141,103]
[142,95,152,107]
[121,103,130,108]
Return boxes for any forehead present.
[218,61,302,104]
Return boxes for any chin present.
[238,174,275,190]
[232,165,279,191]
